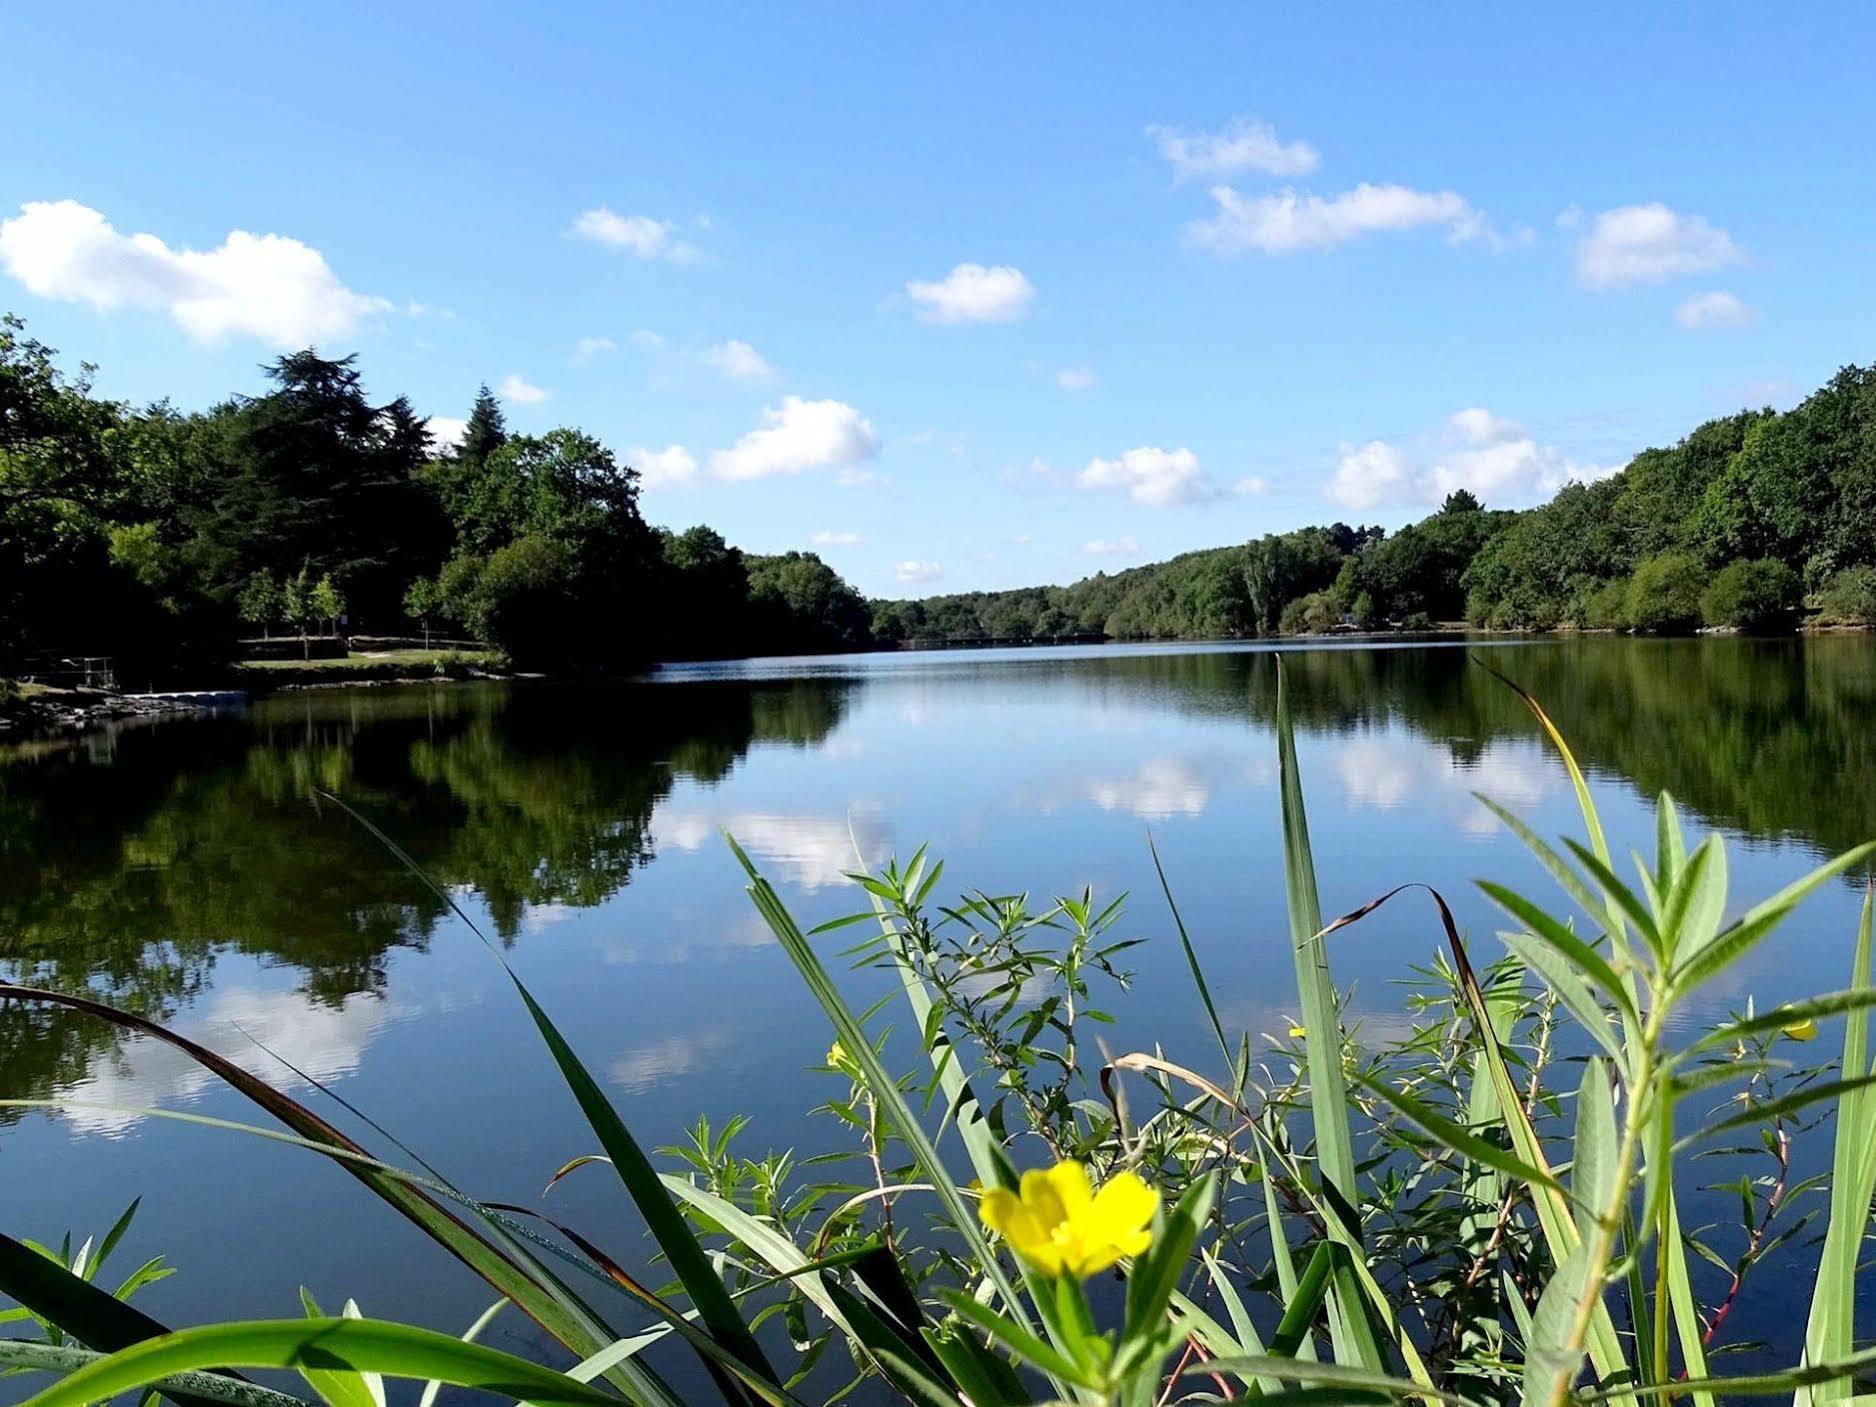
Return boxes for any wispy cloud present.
[1147,118,1318,180]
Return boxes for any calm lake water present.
[5,635,1875,1379]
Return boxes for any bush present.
[1626,552,1708,633]
[1577,576,1632,630]
[1279,589,1340,634]
[1400,610,1434,632]
[1701,558,1802,631]
[438,535,580,668]
[1814,565,1876,625]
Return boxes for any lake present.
[4,634,1874,1379]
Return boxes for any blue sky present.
[6,3,1875,596]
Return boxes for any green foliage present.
[237,573,281,633]
[1625,552,1708,634]
[1700,557,1801,630]
[745,551,871,652]
[1814,565,1876,625]
[0,314,875,681]
[455,384,506,467]
[1278,589,1339,634]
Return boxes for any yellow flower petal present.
[1042,1160,1094,1215]
[1089,1169,1157,1234]
[978,1161,1157,1279]
[1782,1017,1819,1041]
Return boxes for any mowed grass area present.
[232,649,503,686]
[237,648,498,672]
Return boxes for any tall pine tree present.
[458,384,507,466]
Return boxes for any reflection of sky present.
[8,642,1870,1365]
[54,985,408,1137]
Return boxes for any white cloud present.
[1147,118,1319,180]
[1056,365,1096,392]
[426,416,468,450]
[711,396,880,481]
[1328,440,1412,509]
[1186,182,1503,256]
[811,530,862,546]
[608,1032,730,1093]
[1330,408,1621,510]
[1087,757,1212,818]
[1078,446,1210,507]
[1233,475,1270,496]
[653,807,889,891]
[896,560,943,584]
[0,199,391,347]
[1333,736,1553,836]
[630,329,665,352]
[1575,203,1743,289]
[498,373,548,405]
[905,263,1036,324]
[571,206,700,263]
[55,987,396,1137]
[1450,407,1523,445]
[701,338,777,381]
[631,444,699,488]
[1675,289,1754,331]
[573,335,617,361]
[1082,535,1142,557]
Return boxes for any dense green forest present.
[0,314,870,679]
[5,311,1874,682]
[876,363,1876,643]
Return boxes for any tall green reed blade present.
[1272,657,1386,1373]
[313,794,780,1407]
[15,1317,623,1407]
[1796,884,1876,1407]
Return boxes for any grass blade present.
[1274,657,1386,1373]
[16,1318,621,1407]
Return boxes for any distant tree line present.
[0,315,870,678]
[7,311,1875,682]
[875,364,1876,642]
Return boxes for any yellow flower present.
[1782,1017,1819,1042]
[978,1161,1157,1278]
[827,1040,862,1076]
[1288,1023,1307,1039]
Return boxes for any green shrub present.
[1279,589,1340,633]
[1576,576,1632,630]
[1400,610,1434,631]
[1815,564,1876,625]
[1625,552,1708,633]
[1701,557,1802,630]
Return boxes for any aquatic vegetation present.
[3,662,1875,1407]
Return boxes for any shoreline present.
[7,622,1870,742]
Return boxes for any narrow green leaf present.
[16,1318,622,1407]
[1355,1071,1563,1195]
[1274,657,1386,1373]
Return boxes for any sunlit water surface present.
[5,635,1874,1387]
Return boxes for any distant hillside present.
[873,360,1876,643]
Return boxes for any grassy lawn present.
[237,649,498,673]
